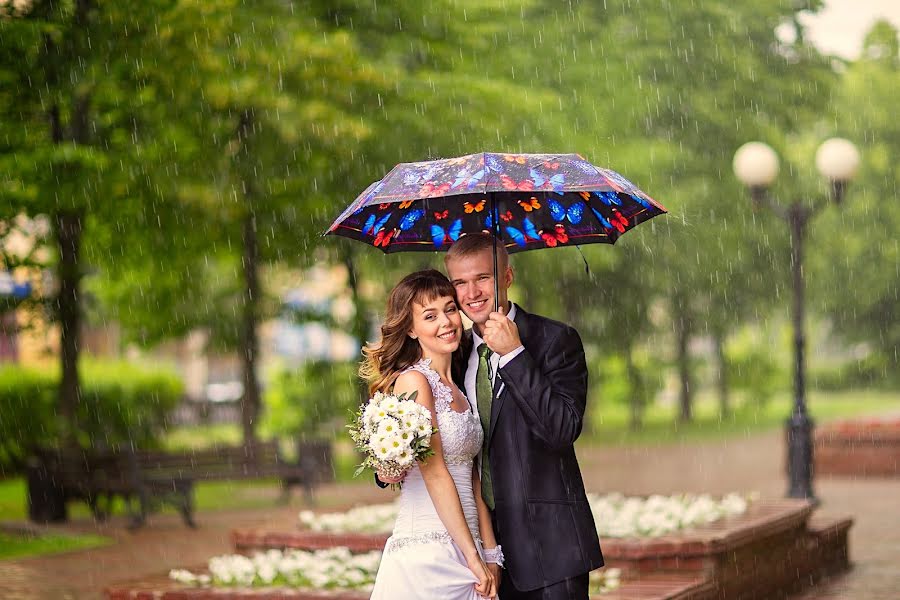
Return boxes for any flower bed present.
[170,547,379,592]
[167,547,621,595]
[109,498,850,600]
[299,493,751,539]
[815,417,900,477]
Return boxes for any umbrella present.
[325,152,666,304]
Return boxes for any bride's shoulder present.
[394,369,435,407]
[395,368,429,387]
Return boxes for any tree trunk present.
[674,307,693,424]
[713,329,729,419]
[240,210,261,450]
[625,348,644,431]
[237,109,260,450]
[49,79,90,447]
[55,211,83,446]
[341,246,371,404]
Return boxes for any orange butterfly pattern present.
[500,174,534,191]
[518,197,541,212]
[464,199,486,213]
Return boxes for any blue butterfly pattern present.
[431,218,463,248]
[399,209,425,231]
[595,191,622,206]
[548,199,586,225]
[530,168,566,194]
[506,216,539,247]
[590,207,613,230]
[363,213,391,236]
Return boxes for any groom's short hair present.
[444,233,509,269]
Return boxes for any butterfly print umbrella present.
[325,153,665,255]
[325,153,665,308]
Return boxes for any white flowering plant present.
[170,548,623,595]
[589,568,622,594]
[298,493,754,538]
[170,547,380,591]
[348,390,436,483]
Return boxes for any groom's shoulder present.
[517,306,581,340]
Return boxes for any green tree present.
[600,0,834,421]
[810,20,899,378]
[0,0,185,443]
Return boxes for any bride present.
[361,269,501,599]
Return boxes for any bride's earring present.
[409,333,418,340]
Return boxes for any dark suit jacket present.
[455,306,604,591]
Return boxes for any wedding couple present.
[360,233,603,600]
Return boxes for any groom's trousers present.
[499,571,589,600]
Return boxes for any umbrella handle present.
[491,192,500,313]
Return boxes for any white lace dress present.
[370,359,487,600]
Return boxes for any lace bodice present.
[405,359,483,464]
[386,359,484,552]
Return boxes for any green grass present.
[0,478,104,522]
[0,475,286,523]
[0,531,111,561]
[582,388,900,446]
[0,477,27,521]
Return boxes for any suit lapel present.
[453,329,473,390]
[487,307,527,445]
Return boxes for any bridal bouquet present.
[348,390,436,480]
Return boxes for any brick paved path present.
[1,431,897,599]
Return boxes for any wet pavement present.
[1,431,897,599]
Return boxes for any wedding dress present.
[370,358,488,600]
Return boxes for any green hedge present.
[262,361,361,439]
[0,359,183,473]
[810,354,900,391]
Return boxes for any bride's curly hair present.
[360,269,460,395]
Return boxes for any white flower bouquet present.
[348,390,436,482]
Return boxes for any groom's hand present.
[483,306,522,356]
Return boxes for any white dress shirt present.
[464,303,525,404]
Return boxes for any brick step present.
[803,513,854,575]
[106,573,714,600]
[815,419,900,477]
[107,500,854,600]
[106,574,368,600]
[232,530,389,554]
[807,513,854,538]
[602,574,715,600]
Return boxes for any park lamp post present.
[732,138,861,501]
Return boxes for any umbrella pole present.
[491,192,500,313]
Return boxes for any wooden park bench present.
[27,440,332,528]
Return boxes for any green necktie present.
[476,343,495,510]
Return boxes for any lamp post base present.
[786,410,817,504]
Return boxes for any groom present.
[444,233,603,600]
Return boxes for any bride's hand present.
[376,468,406,485]
[466,552,497,599]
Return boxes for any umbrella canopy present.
[325,153,665,253]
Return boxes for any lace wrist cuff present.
[483,545,504,567]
